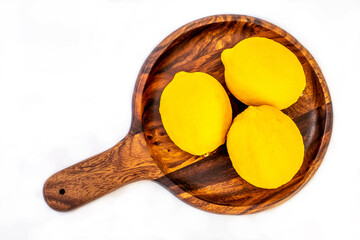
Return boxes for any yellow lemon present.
[221,37,306,109]
[226,105,304,189]
[159,71,232,155]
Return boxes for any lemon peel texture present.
[221,37,306,109]
[160,71,232,155]
[226,105,304,189]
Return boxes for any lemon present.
[159,71,232,155]
[226,105,304,189]
[221,37,306,109]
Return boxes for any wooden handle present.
[43,133,162,211]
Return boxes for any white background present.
[1,0,360,239]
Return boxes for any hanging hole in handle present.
[59,189,65,195]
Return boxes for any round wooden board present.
[44,15,332,215]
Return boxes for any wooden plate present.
[43,15,333,214]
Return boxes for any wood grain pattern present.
[43,15,332,214]
[43,133,163,211]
